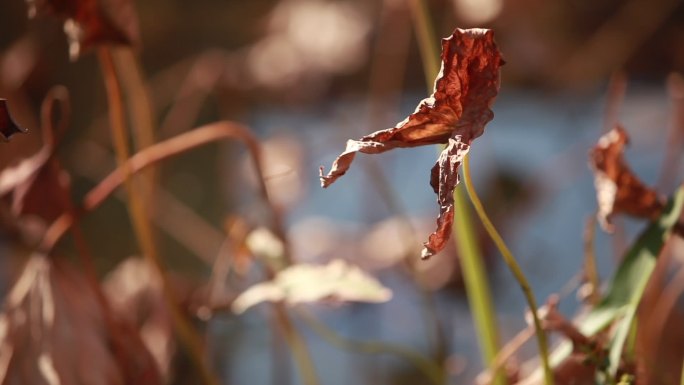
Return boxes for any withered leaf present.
[0,99,27,141]
[26,0,140,59]
[319,28,504,259]
[0,87,72,225]
[589,125,664,232]
[0,255,162,385]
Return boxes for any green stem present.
[408,1,504,384]
[298,310,442,385]
[98,47,220,385]
[273,306,321,385]
[680,356,684,385]
[408,0,440,85]
[453,186,503,380]
[462,155,554,385]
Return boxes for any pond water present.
[216,85,678,384]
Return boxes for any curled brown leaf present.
[0,87,72,225]
[319,28,504,259]
[26,0,140,59]
[0,255,162,385]
[0,99,27,141]
[589,125,664,232]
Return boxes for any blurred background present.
[0,0,683,384]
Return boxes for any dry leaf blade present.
[320,28,503,258]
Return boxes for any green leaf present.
[549,185,684,375]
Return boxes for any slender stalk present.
[298,309,442,385]
[408,0,440,86]
[111,48,158,199]
[274,306,321,385]
[680,356,684,385]
[98,47,219,385]
[582,215,601,304]
[453,186,503,378]
[462,155,553,385]
[408,1,504,384]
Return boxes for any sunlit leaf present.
[0,99,26,141]
[25,0,140,59]
[232,259,392,314]
[0,255,162,385]
[589,125,664,232]
[319,28,504,259]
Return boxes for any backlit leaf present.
[319,28,504,259]
[589,125,664,232]
[232,259,392,314]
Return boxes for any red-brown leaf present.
[0,99,27,141]
[26,0,140,59]
[319,28,504,259]
[0,255,162,385]
[0,87,72,225]
[589,125,664,232]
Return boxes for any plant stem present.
[111,48,158,198]
[462,155,553,385]
[274,306,321,385]
[298,309,442,385]
[582,215,601,304]
[97,47,220,385]
[408,1,504,384]
[453,186,503,379]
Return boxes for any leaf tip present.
[319,166,332,188]
[420,247,434,260]
[0,99,28,141]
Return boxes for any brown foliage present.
[589,125,664,232]
[0,100,26,142]
[0,87,72,229]
[320,28,504,259]
[0,255,162,385]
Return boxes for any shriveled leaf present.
[319,28,504,259]
[0,254,162,385]
[0,87,72,225]
[589,125,664,232]
[26,0,140,59]
[232,259,392,314]
[0,99,27,141]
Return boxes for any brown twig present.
[40,121,281,260]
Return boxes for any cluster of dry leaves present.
[0,1,682,385]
